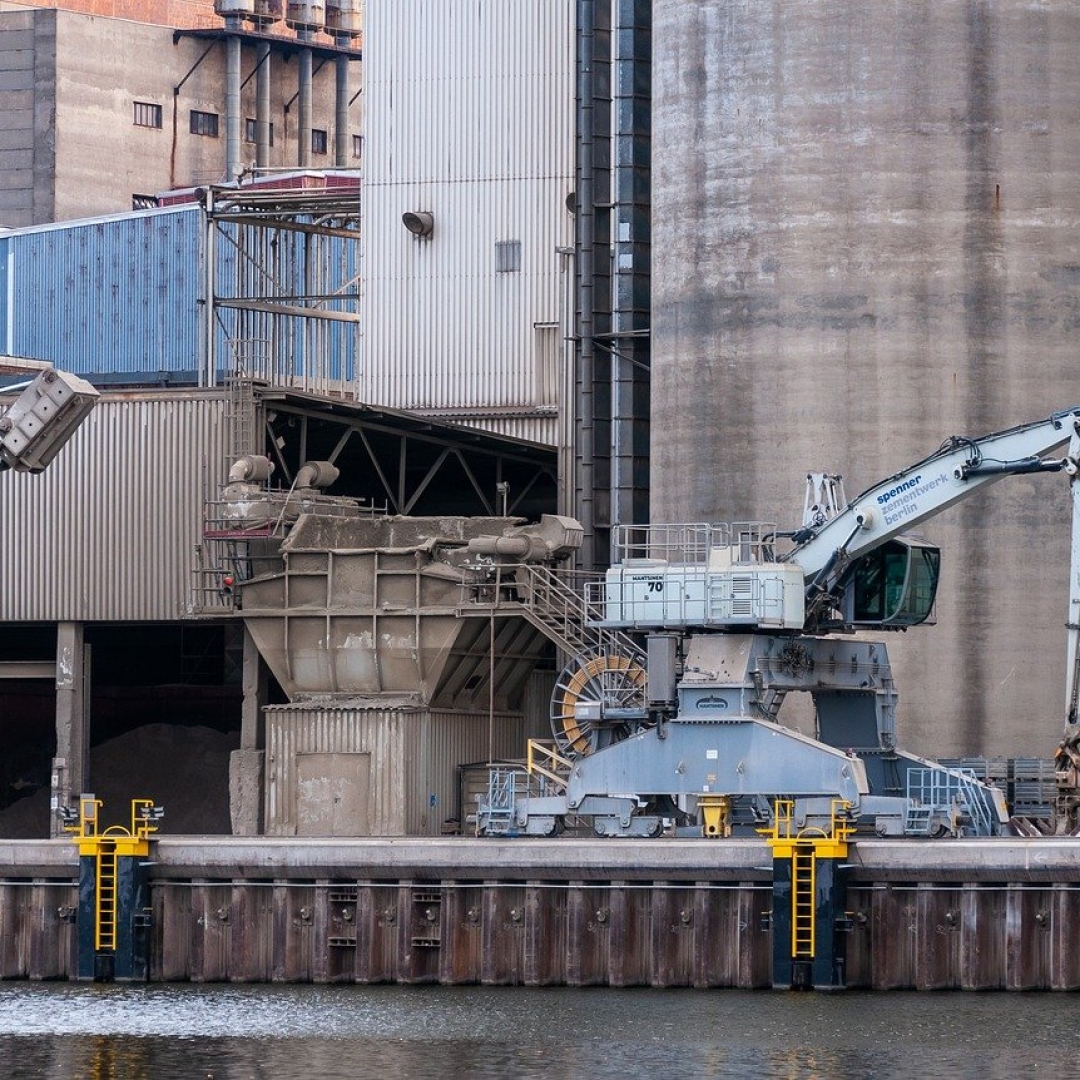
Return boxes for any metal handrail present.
[526,739,572,792]
[458,562,645,663]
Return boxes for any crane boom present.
[785,409,1080,598]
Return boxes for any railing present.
[191,493,386,615]
[526,739,572,792]
[477,767,522,836]
[906,767,997,837]
[458,562,645,665]
[611,521,779,564]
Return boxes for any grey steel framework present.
[252,387,558,517]
[195,383,560,610]
[201,180,362,393]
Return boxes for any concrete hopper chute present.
[236,513,572,703]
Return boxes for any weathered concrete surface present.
[11,835,1080,884]
[0,7,359,224]
[651,1,1080,760]
[150,837,773,881]
[228,749,264,836]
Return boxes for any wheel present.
[550,653,648,758]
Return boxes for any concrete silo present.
[650,2,1080,758]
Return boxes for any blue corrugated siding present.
[4,206,358,386]
[0,234,9,355]
[10,207,202,381]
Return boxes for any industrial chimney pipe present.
[256,41,271,170]
[226,34,242,181]
[335,54,349,166]
[298,47,313,167]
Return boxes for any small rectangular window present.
[352,134,363,159]
[244,118,275,146]
[190,110,219,137]
[311,128,328,155]
[495,240,522,273]
[133,101,162,129]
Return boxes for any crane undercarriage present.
[478,632,1008,839]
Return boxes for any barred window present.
[133,101,162,129]
[244,118,275,146]
[190,110,219,137]
[495,240,522,273]
[312,128,328,155]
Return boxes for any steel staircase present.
[459,563,645,664]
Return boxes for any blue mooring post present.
[766,800,852,990]
[65,795,161,982]
[76,849,102,980]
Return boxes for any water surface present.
[0,982,1068,1079]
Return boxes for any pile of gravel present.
[0,723,237,838]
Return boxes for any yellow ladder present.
[791,845,816,958]
[95,839,118,952]
[65,797,161,959]
[764,798,853,961]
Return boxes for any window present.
[133,101,162,129]
[190,110,219,137]
[311,128,328,155]
[352,134,363,159]
[495,240,522,273]
[244,118,275,146]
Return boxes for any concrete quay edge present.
[4,836,1080,884]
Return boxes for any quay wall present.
[4,838,1080,990]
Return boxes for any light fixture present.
[402,210,434,238]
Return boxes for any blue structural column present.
[769,853,848,990]
[76,850,101,981]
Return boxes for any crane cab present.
[842,536,940,628]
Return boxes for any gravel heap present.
[0,723,237,838]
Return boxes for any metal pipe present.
[226,34,242,181]
[203,188,217,387]
[610,0,651,544]
[256,41,271,171]
[335,54,350,166]
[298,47,313,167]
[575,0,597,569]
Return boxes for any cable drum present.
[550,653,648,758]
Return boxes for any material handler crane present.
[479,408,1080,839]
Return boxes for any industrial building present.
[0,0,362,225]
[2,0,1080,848]
[8,0,1080,996]
[0,0,576,840]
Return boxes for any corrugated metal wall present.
[359,0,574,434]
[0,206,360,389]
[1,208,201,381]
[0,391,227,621]
[264,705,545,836]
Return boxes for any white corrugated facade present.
[0,391,227,622]
[359,0,574,447]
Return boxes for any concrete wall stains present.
[650,1,1080,757]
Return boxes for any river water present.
[0,981,1069,1079]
